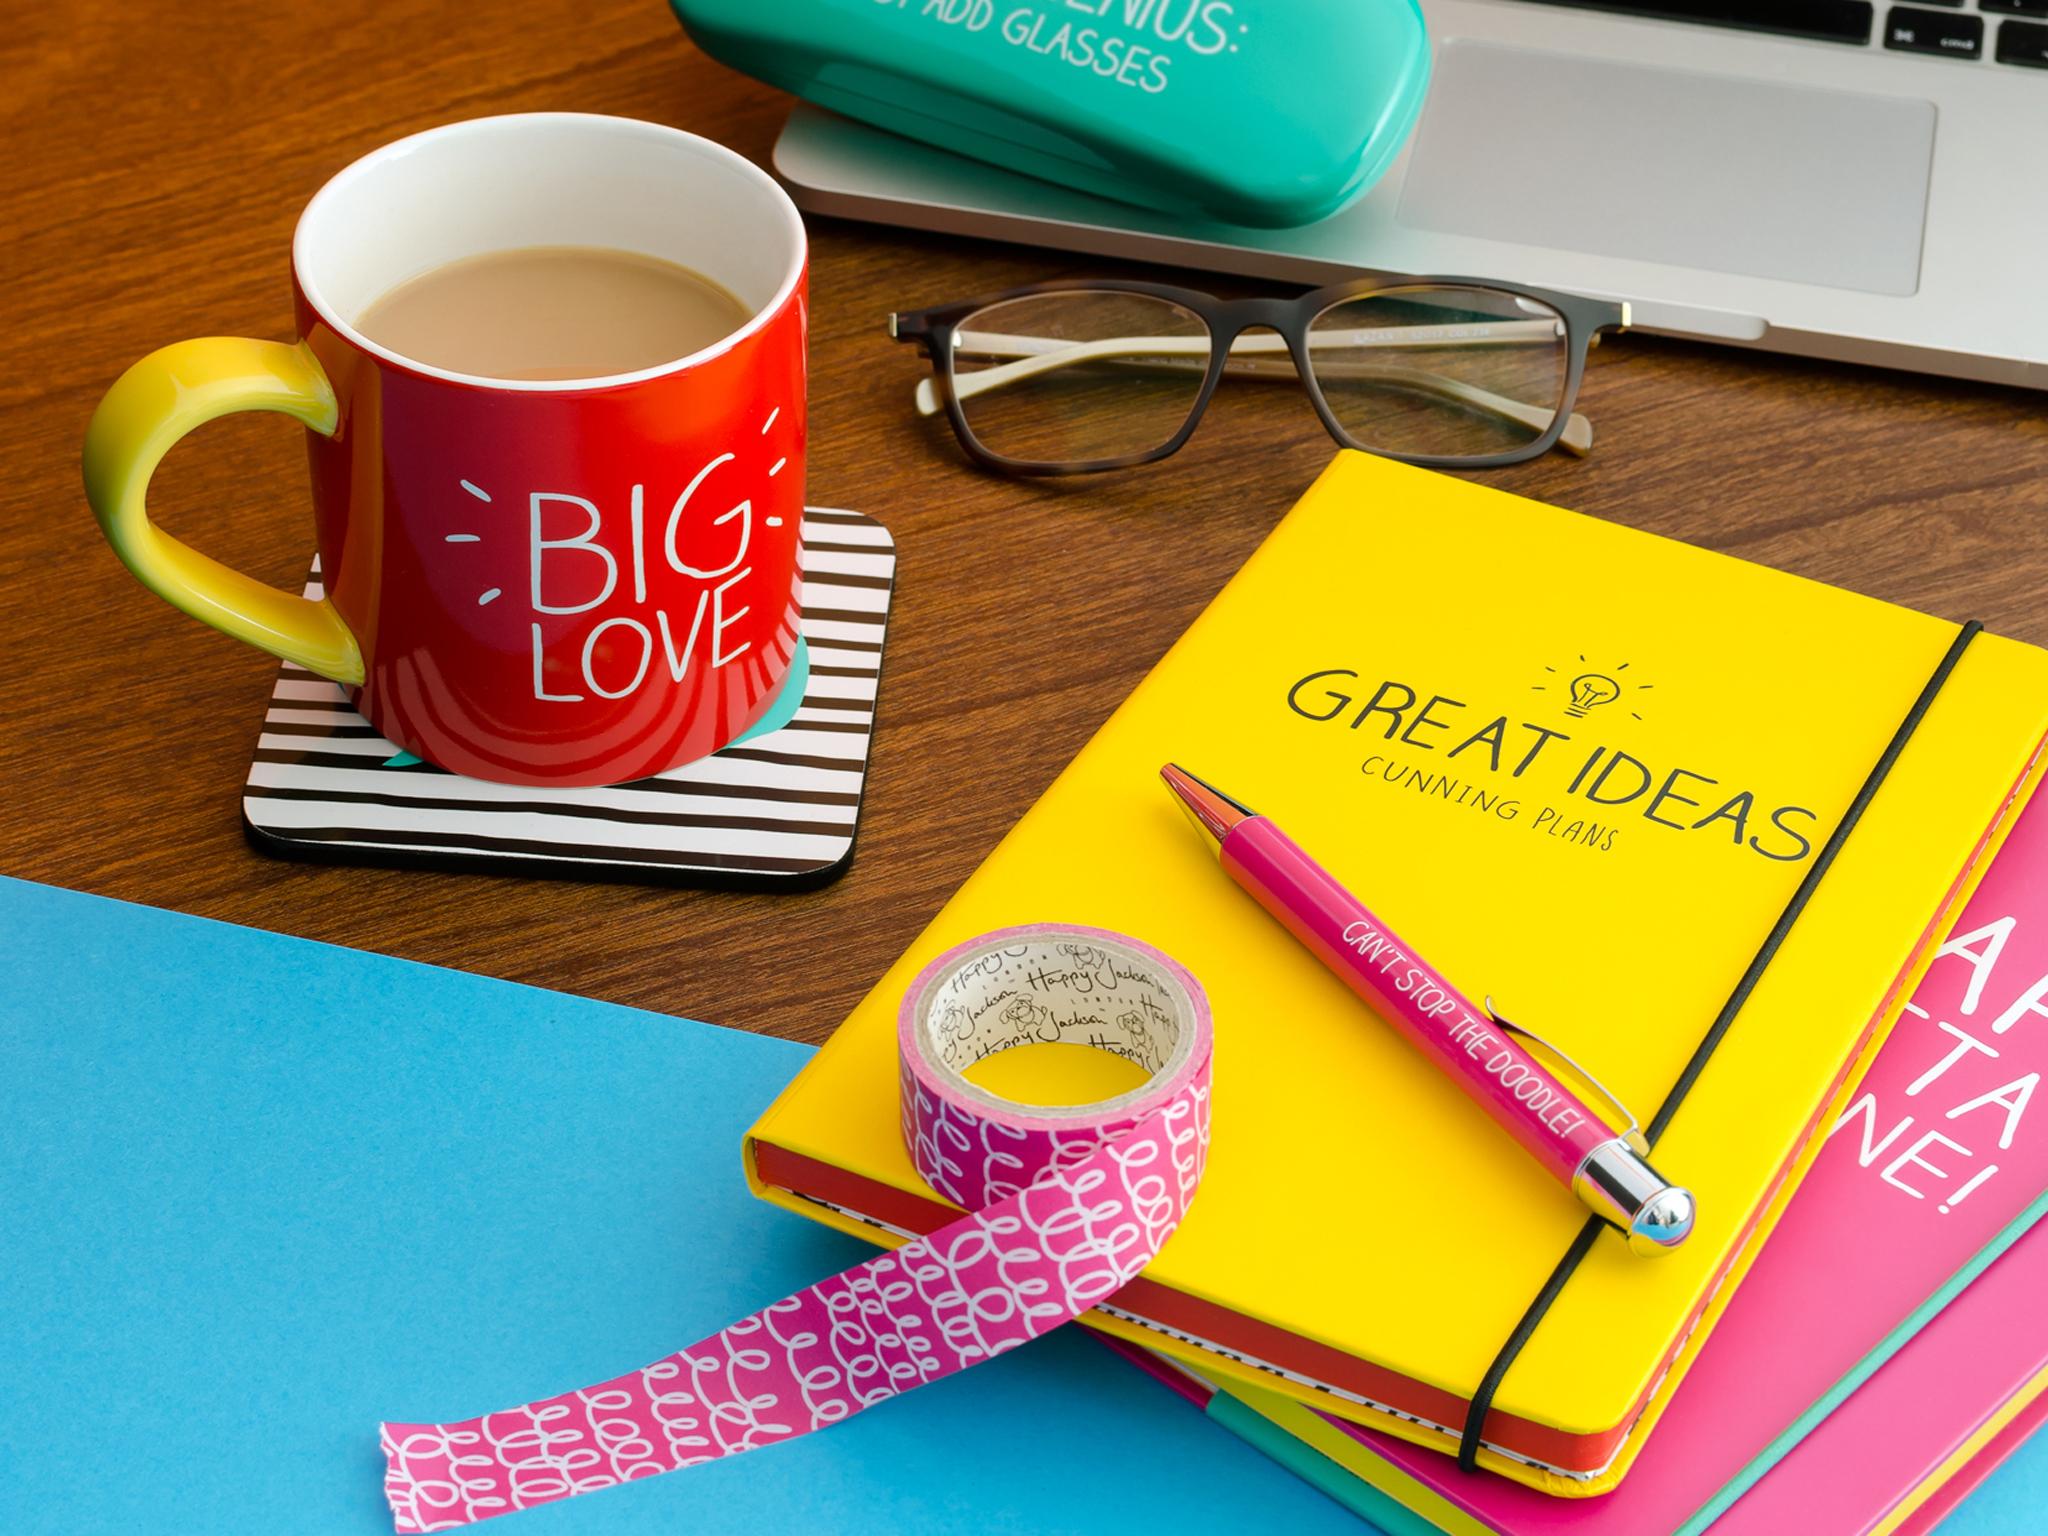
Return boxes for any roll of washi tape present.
[380,925,1211,1532]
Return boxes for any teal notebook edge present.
[0,875,1368,1535]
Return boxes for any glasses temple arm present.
[1312,363,1592,457]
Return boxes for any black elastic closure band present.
[1455,620,1985,1474]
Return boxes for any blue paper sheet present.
[0,876,1369,1535]
[1950,1427,2048,1534]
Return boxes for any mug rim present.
[291,112,807,395]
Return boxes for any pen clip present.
[1484,997,1650,1155]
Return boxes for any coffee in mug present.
[355,246,752,382]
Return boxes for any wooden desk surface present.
[5,2,2043,1044]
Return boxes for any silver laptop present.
[773,1,2048,390]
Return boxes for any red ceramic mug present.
[83,113,808,786]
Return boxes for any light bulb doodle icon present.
[1534,656,1650,721]
[1566,672,1621,719]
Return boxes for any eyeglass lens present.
[948,290,1213,466]
[1306,286,1569,460]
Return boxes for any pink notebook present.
[1326,784,2048,1534]
[1722,1214,2048,1534]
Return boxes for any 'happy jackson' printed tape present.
[379,925,1212,1531]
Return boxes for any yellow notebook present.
[745,453,2048,1496]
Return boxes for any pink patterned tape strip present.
[380,924,1212,1531]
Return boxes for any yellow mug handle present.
[82,337,365,686]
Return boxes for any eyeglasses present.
[888,278,1627,475]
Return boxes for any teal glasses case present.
[669,1,1430,229]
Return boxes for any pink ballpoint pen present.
[1161,764,1694,1257]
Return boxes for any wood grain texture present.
[4,0,2044,1042]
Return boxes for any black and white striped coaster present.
[241,508,893,888]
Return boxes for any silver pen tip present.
[1628,1187,1696,1258]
